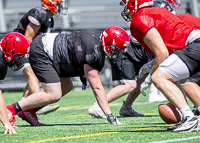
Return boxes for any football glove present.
[140,74,152,96]
[139,59,154,79]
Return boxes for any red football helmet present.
[120,0,153,22]
[166,0,181,9]
[100,26,130,58]
[41,0,67,16]
[0,32,29,70]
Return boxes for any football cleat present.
[106,113,122,125]
[119,101,144,117]
[88,101,107,119]
[6,108,18,128]
[171,116,199,133]
[36,105,60,115]
[18,110,46,126]
[167,120,183,130]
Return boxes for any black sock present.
[13,102,22,112]
[34,106,45,112]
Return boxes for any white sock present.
[105,111,112,117]
[180,106,194,119]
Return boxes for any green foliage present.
[0,90,199,143]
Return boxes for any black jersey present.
[125,42,154,63]
[13,7,54,35]
[53,29,105,77]
[0,34,8,80]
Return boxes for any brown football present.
[158,103,181,124]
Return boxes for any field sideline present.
[1,90,200,143]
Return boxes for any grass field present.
[1,89,200,143]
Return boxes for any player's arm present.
[24,22,41,43]
[84,64,111,114]
[0,90,17,134]
[143,27,169,75]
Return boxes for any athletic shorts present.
[179,71,200,86]
[0,51,7,80]
[29,35,60,83]
[158,38,200,82]
[109,53,145,82]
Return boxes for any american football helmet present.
[153,0,175,14]
[166,0,181,9]
[120,0,153,22]
[100,26,130,59]
[41,0,68,16]
[0,32,29,71]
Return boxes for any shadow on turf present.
[17,123,108,127]
[117,114,159,118]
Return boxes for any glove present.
[106,112,122,125]
[139,59,154,79]
[140,74,152,96]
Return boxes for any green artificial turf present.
[1,89,200,143]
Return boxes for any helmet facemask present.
[8,54,26,71]
[54,0,68,16]
[120,0,132,22]
[42,0,68,17]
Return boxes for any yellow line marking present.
[24,132,118,143]
[24,125,172,143]
[59,102,122,110]
[65,114,85,117]
[144,113,158,115]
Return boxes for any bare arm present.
[24,22,41,43]
[84,64,111,114]
[143,27,169,75]
[0,90,17,134]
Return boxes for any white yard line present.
[147,136,200,143]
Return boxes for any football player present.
[88,33,155,118]
[6,27,130,126]
[0,32,30,134]
[12,0,67,125]
[120,0,200,132]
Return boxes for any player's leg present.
[152,53,198,132]
[180,72,200,116]
[21,62,60,115]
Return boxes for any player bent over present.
[6,28,130,125]
[0,32,30,133]
[12,0,67,119]
[88,31,156,118]
[120,0,200,132]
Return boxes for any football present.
[158,103,182,124]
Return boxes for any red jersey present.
[177,14,200,30]
[130,7,194,54]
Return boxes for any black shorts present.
[0,51,7,80]
[109,53,145,81]
[29,35,60,83]
[175,38,200,76]
[179,71,200,86]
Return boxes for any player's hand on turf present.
[140,74,152,96]
[106,113,122,125]
[3,122,17,134]
[139,60,154,78]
